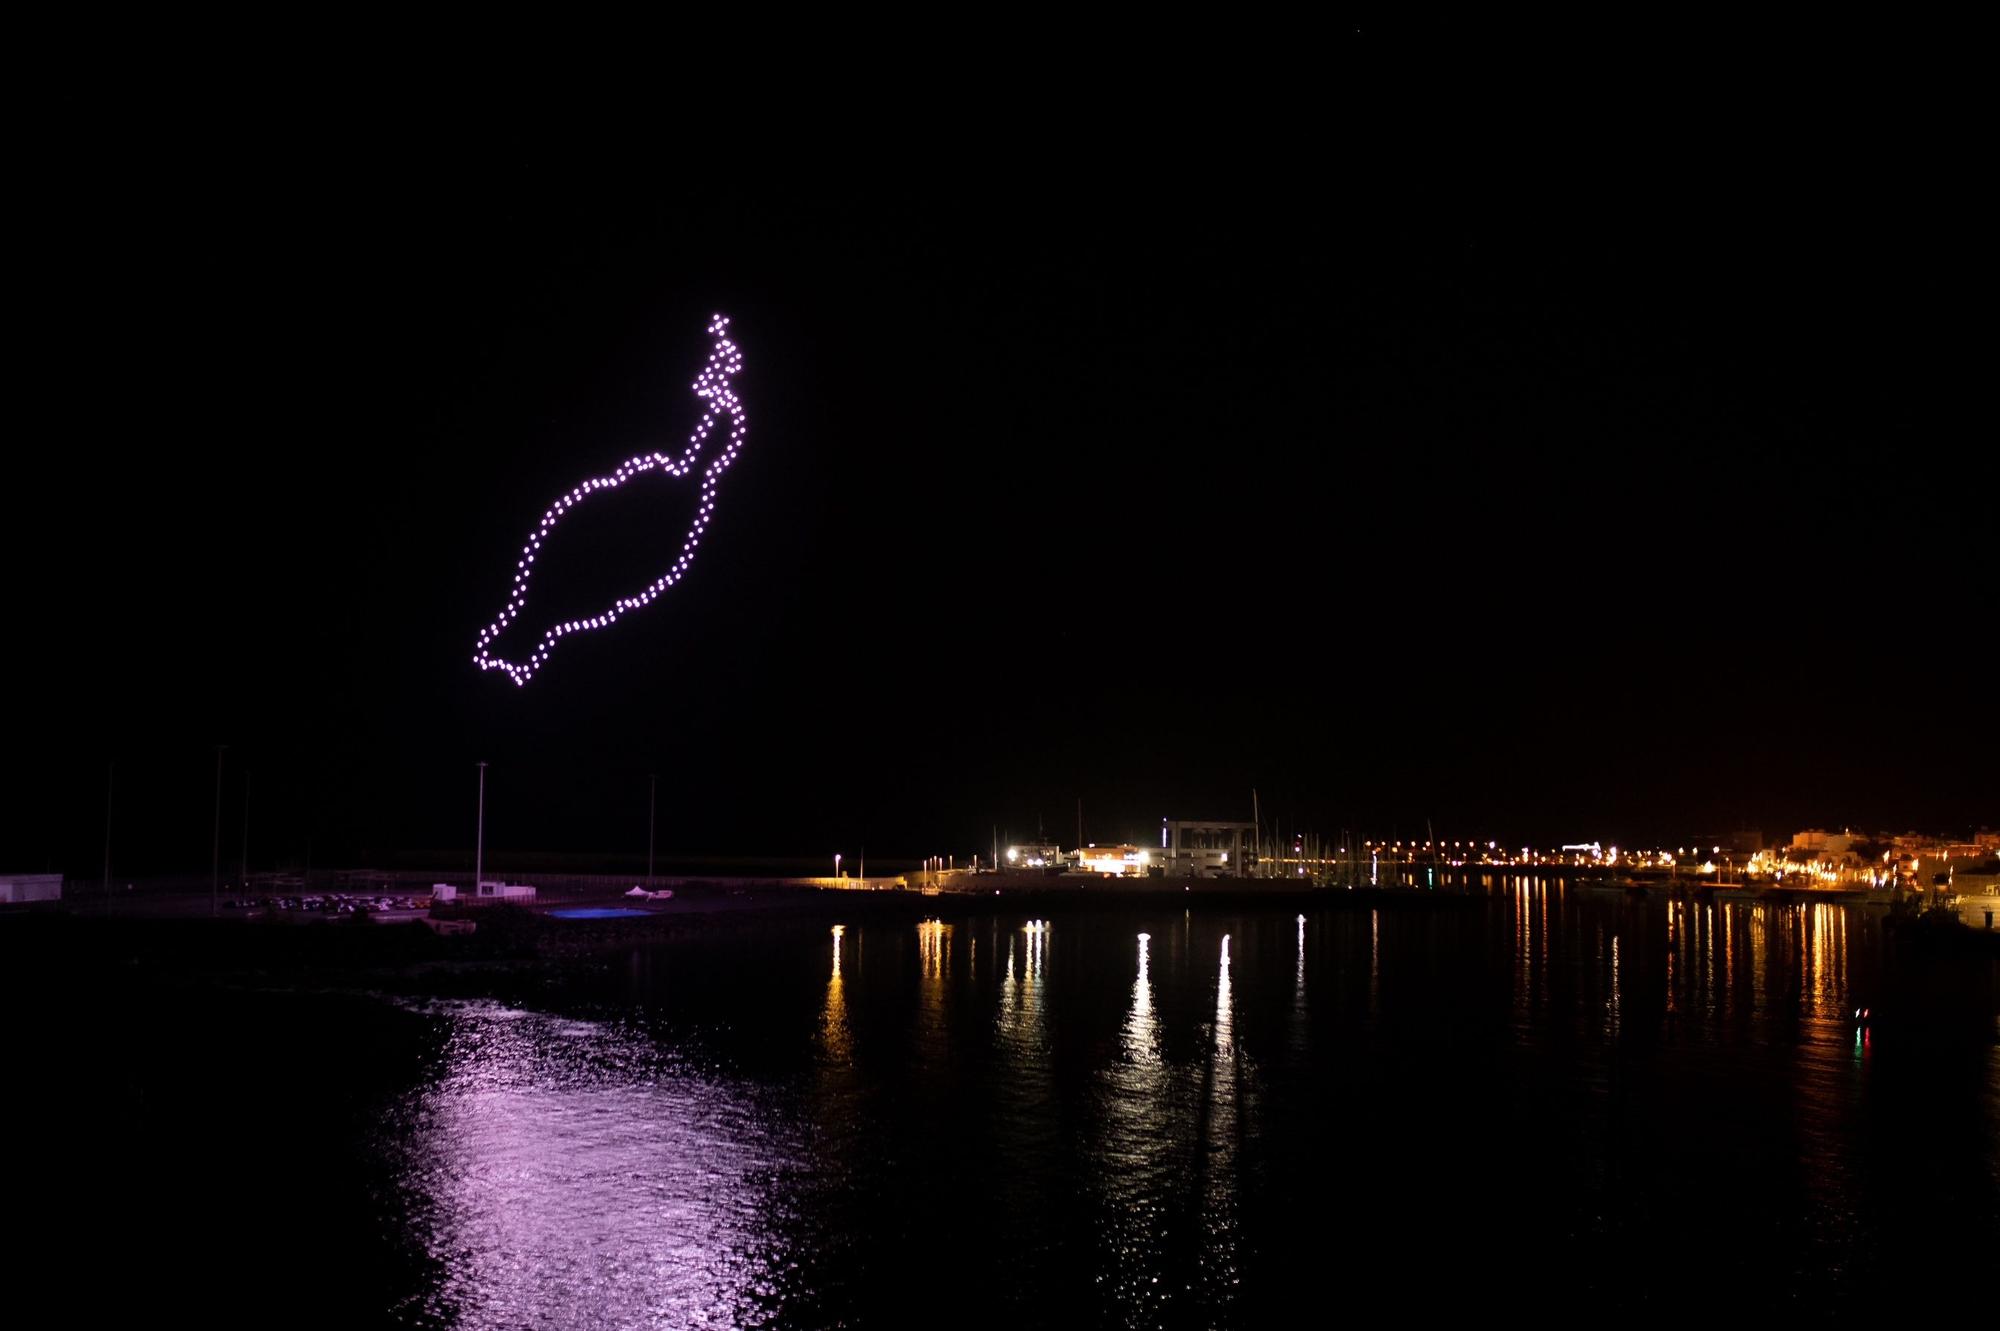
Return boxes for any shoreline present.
[6,883,1993,1039]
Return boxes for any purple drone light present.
[472,314,747,686]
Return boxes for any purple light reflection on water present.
[386,1001,810,1329]
[334,901,1998,1325]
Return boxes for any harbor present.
[7,876,1996,1326]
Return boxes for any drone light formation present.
[472,314,747,686]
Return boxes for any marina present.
[6,884,1994,1326]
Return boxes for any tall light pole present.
[474,762,489,894]
[834,852,841,881]
[211,744,226,916]
[240,770,251,890]
[647,773,657,888]
[102,758,114,913]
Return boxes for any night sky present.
[10,79,1993,877]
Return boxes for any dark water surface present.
[16,887,1999,1327]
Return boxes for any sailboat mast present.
[1253,788,1261,878]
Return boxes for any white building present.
[0,874,63,904]
[1789,829,1859,859]
[1160,819,1254,877]
[475,881,537,902]
[432,881,537,904]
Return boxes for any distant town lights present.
[471,314,748,686]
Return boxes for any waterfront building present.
[1160,819,1255,877]
[0,873,63,903]
[1075,845,1152,876]
[1003,842,1063,869]
[1789,828,1860,859]
[431,881,538,904]
[1953,870,2000,928]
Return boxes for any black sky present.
[8,64,1994,876]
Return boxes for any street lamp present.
[834,852,842,881]
[102,758,114,914]
[211,744,227,916]
[474,762,489,895]
[240,770,252,891]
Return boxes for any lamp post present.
[834,852,841,881]
[102,758,114,914]
[241,770,251,891]
[211,744,226,916]
[474,762,488,896]
[647,773,657,888]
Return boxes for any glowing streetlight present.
[101,758,114,913]
[210,744,226,917]
[473,762,488,894]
